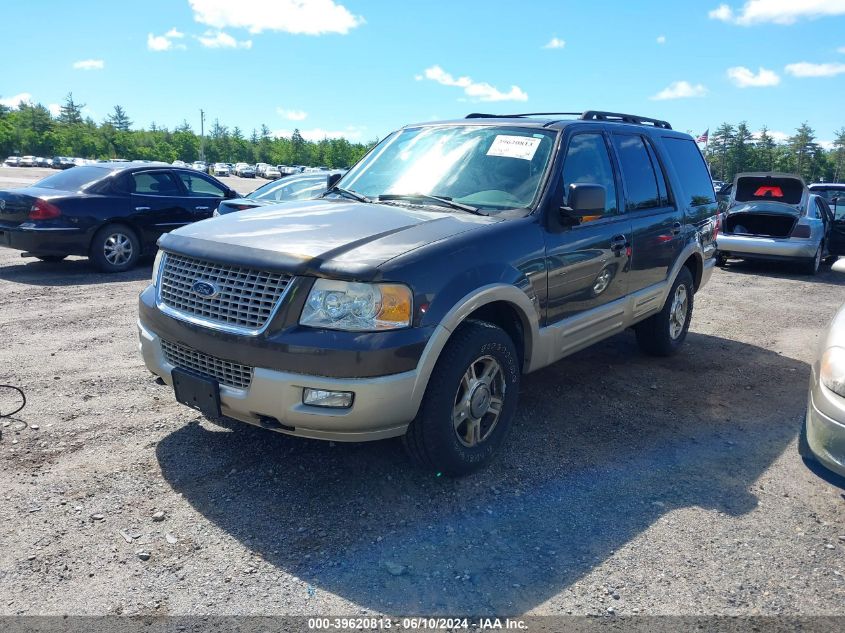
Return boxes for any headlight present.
[820,347,845,398]
[300,279,412,331]
[151,250,164,285]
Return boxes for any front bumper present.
[805,367,845,477]
[717,234,818,260]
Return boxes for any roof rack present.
[579,110,672,129]
[464,110,672,130]
[465,112,581,119]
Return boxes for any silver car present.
[716,173,845,274]
[801,268,845,476]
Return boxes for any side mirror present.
[225,189,238,199]
[562,183,606,217]
[326,172,342,190]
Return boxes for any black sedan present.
[0,162,239,272]
[214,171,344,216]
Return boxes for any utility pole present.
[199,109,206,162]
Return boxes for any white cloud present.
[726,65,780,87]
[0,92,32,108]
[418,65,528,102]
[188,0,363,35]
[785,61,845,76]
[650,80,707,100]
[47,103,61,117]
[543,37,566,49]
[72,59,104,71]
[165,28,185,39]
[196,30,252,48]
[277,108,308,121]
[708,1,845,25]
[148,28,187,51]
[656,35,666,44]
[709,3,734,21]
[273,127,365,141]
[753,129,789,142]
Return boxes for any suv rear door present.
[829,195,845,256]
[611,132,683,293]
[544,129,632,335]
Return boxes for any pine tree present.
[832,128,845,182]
[709,123,734,181]
[58,93,85,125]
[105,105,132,132]
[788,122,820,181]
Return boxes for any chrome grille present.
[158,253,292,331]
[161,339,253,389]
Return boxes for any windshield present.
[338,125,556,214]
[33,166,111,191]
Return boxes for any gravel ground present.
[0,166,844,618]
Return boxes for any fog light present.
[302,388,354,408]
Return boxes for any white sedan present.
[801,259,845,476]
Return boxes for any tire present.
[801,244,822,276]
[715,251,729,267]
[35,255,66,263]
[89,224,141,273]
[635,266,694,357]
[402,320,520,476]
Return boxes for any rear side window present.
[611,134,662,210]
[661,138,716,207]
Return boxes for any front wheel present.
[635,267,694,357]
[403,320,520,476]
[89,224,141,273]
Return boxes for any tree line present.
[703,121,845,184]
[0,93,375,169]
[3,93,845,183]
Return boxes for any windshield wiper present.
[378,193,485,216]
[322,185,372,204]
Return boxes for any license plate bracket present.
[172,368,221,418]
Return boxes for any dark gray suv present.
[138,110,719,475]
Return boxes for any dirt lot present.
[0,166,844,618]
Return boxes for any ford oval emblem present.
[191,280,219,299]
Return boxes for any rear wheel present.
[403,320,520,476]
[635,267,694,357]
[35,255,66,263]
[89,224,140,273]
[802,244,822,276]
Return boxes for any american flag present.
[696,129,709,144]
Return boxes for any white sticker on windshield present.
[486,135,542,160]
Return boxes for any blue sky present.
[3,0,845,146]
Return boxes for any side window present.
[288,179,326,200]
[131,171,180,195]
[611,134,660,211]
[644,139,670,205]
[661,137,717,207]
[177,172,226,198]
[561,133,618,216]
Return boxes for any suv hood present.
[159,199,497,280]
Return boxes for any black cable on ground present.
[0,385,26,418]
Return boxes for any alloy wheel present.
[452,355,506,448]
[669,284,688,340]
[103,233,134,266]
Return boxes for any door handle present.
[671,221,682,235]
[194,206,210,211]
[135,206,151,211]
